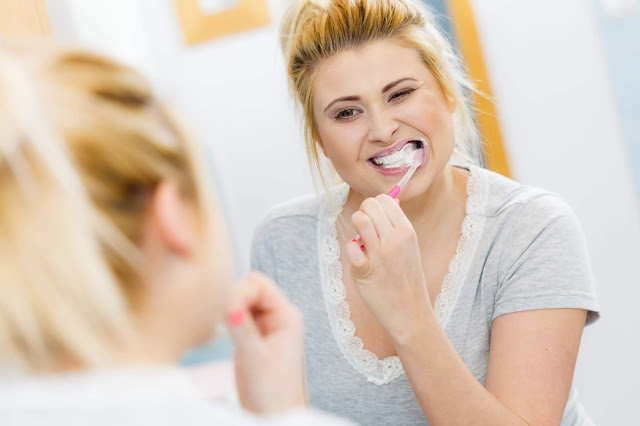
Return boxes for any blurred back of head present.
[0,40,220,372]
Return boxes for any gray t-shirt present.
[251,165,600,426]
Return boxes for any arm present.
[347,194,589,425]
[394,305,585,425]
[485,309,586,424]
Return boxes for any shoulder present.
[0,369,239,425]
[260,192,322,224]
[473,165,576,225]
[253,183,350,240]
[470,166,588,269]
[251,191,325,250]
[471,168,589,268]
[474,169,601,323]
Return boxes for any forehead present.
[312,39,428,108]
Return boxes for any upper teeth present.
[371,142,419,168]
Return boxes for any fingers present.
[353,195,407,246]
[352,210,379,250]
[349,202,380,278]
[348,194,416,277]
[226,273,307,414]
[375,194,412,229]
[229,272,287,315]
[226,300,261,350]
[359,196,394,235]
[226,272,299,338]
[346,236,371,278]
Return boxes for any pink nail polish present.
[227,309,245,326]
[360,244,365,251]
[350,238,357,242]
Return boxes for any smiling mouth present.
[368,140,424,168]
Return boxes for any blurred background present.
[1,0,638,423]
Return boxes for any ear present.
[149,181,196,256]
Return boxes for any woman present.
[251,0,600,424]
[0,41,350,425]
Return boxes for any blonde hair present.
[281,0,482,185]
[0,41,218,371]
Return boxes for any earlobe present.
[151,181,196,256]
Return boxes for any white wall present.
[46,0,640,422]
[471,0,640,423]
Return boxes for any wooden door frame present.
[447,0,511,177]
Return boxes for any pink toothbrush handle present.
[387,185,401,199]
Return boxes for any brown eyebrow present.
[323,77,418,113]
[324,96,361,113]
[382,77,418,93]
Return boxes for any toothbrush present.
[352,156,421,246]
[387,156,421,199]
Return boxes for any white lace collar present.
[316,165,489,385]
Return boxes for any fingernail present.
[360,244,365,251]
[350,238,357,243]
[227,309,245,326]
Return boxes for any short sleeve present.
[494,194,600,325]
[250,217,278,283]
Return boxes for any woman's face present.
[312,39,456,200]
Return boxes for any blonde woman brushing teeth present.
[251,0,600,424]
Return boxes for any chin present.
[397,174,434,201]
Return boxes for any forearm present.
[393,310,527,426]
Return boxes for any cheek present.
[317,121,362,165]
[403,99,455,143]
[203,228,235,319]
[435,111,456,148]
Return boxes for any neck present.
[49,313,187,374]
[126,306,191,365]
[403,165,467,240]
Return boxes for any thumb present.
[346,239,371,279]
[225,305,261,351]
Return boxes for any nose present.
[367,108,398,146]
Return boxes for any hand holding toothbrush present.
[345,156,432,341]
[351,156,421,248]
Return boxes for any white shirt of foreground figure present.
[0,365,352,426]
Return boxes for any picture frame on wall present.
[174,0,270,45]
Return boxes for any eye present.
[388,88,415,102]
[335,108,361,121]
